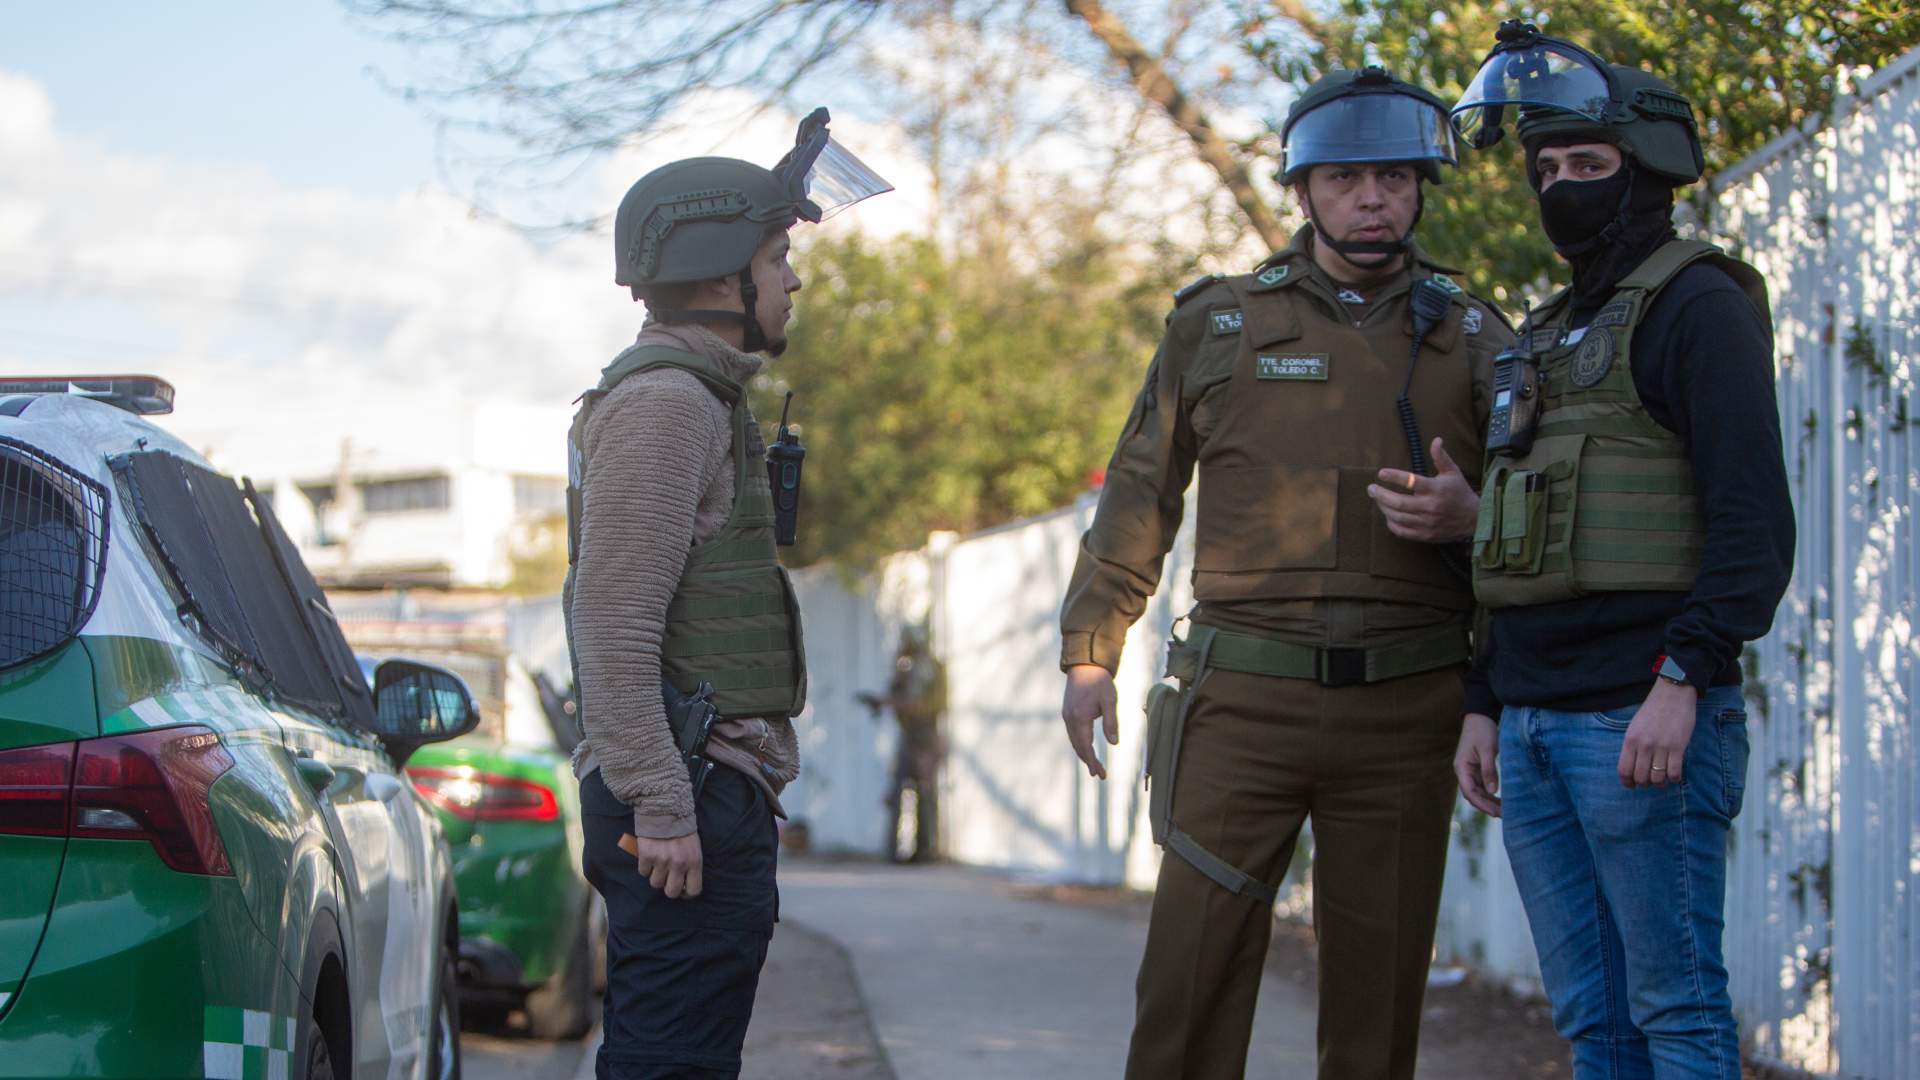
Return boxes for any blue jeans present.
[1499,685,1750,1080]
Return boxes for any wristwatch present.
[1652,654,1690,687]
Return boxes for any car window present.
[117,450,373,727]
[1,436,109,670]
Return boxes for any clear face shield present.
[1449,24,1615,149]
[773,107,895,221]
[1283,93,1456,176]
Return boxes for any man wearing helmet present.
[1450,23,1793,1078]
[1059,66,1513,1079]
[565,108,888,1079]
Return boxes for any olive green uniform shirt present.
[1060,227,1513,672]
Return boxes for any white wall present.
[1700,48,1920,1080]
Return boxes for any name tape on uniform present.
[1210,309,1243,336]
[1257,353,1329,381]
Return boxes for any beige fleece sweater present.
[569,322,801,839]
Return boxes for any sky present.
[0,3,1239,485]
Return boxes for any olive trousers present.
[1124,666,1463,1080]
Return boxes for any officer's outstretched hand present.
[1061,664,1119,780]
[1369,437,1478,543]
[1454,713,1501,817]
[632,832,703,899]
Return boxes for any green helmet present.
[614,156,809,289]
[613,107,894,289]
[1280,66,1456,185]
[1450,21,1705,185]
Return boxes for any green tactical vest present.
[563,343,808,720]
[1472,239,1771,609]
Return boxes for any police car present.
[0,375,476,1079]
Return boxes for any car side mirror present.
[371,659,480,767]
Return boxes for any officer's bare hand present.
[632,832,704,899]
[1454,713,1502,817]
[1618,679,1697,789]
[1368,437,1478,543]
[1061,664,1119,780]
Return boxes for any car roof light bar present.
[0,375,176,415]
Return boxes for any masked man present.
[1061,67,1514,1080]
[564,109,889,1079]
[1449,23,1794,1079]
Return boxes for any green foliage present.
[1244,1,1920,300]
[751,231,1186,568]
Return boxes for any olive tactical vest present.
[1184,265,1494,612]
[563,344,808,720]
[1472,239,1771,608]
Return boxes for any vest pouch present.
[1499,469,1549,575]
[1473,462,1511,571]
[1143,681,1186,846]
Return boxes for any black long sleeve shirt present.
[1463,261,1796,715]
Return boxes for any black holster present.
[664,681,720,797]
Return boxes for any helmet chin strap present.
[1304,184,1423,263]
[655,269,772,353]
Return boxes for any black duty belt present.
[1166,625,1470,687]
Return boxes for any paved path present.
[779,860,1320,1080]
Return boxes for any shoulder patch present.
[1252,264,1291,290]
[1462,307,1483,335]
[1428,273,1464,297]
[1174,273,1224,306]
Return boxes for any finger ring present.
[1406,474,1417,492]
[1650,764,1667,772]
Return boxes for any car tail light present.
[0,741,78,836]
[70,726,235,875]
[408,767,559,822]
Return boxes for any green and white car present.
[0,376,480,1079]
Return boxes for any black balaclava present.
[1530,136,1678,317]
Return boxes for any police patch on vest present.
[1571,329,1615,387]
[1257,353,1329,381]
[1210,309,1243,335]
[1463,307,1483,335]
[1592,301,1632,330]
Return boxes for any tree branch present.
[1062,0,1287,250]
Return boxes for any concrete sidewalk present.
[779,857,1565,1080]
[778,859,1320,1080]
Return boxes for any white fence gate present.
[781,48,1919,1079]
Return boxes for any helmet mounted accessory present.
[1279,65,1456,260]
[1450,20,1705,184]
[614,106,892,353]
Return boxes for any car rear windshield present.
[117,451,372,727]
[1,436,109,670]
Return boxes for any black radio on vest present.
[1487,302,1542,457]
[766,392,805,546]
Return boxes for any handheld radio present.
[1487,303,1542,457]
[765,392,804,546]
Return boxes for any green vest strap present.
[1165,625,1469,686]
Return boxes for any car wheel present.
[429,937,463,1080]
[304,1017,336,1080]
[523,903,596,1040]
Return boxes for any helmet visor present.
[804,138,894,219]
[1450,40,1613,144]
[1283,93,1455,177]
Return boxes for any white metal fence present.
[782,49,1918,1080]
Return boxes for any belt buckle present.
[1318,647,1368,688]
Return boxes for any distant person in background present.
[857,625,946,862]
[562,109,890,1080]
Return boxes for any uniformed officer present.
[1059,67,1515,1080]
[1448,24,1792,1079]
[564,109,889,1079]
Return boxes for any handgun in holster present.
[662,680,721,798]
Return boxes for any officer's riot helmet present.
[1280,66,1457,185]
[613,107,893,289]
[1450,21,1705,185]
